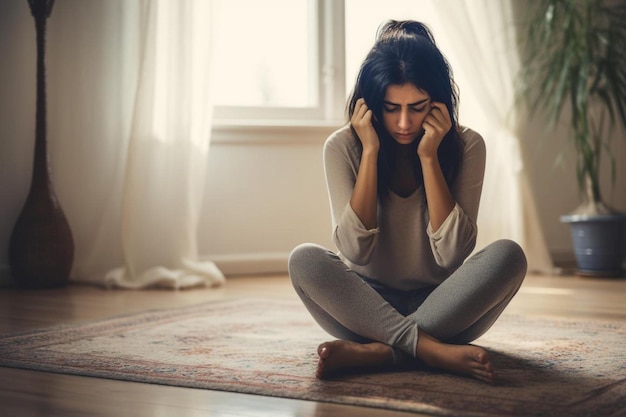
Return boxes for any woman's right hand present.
[351,98,380,153]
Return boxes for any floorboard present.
[0,272,624,417]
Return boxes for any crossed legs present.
[288,239,527,382]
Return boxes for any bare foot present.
[316,340,393,379]
[416,331,495,384]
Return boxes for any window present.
[210,0,439,126]
[211,0,345,125]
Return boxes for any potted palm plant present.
[518,0,626,277]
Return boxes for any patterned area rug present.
[0,298,624,416]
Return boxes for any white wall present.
[1,0,625,284]
[1,1,37,285]
[198,126,336,275]
[521,113,626,263]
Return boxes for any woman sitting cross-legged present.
[288,20,527,384]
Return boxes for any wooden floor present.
[0,272,625,417]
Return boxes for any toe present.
[475,350,489,364]
[318,343,330,358]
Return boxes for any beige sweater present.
[323,125,486,291]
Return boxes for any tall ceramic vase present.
[9,0,74,289]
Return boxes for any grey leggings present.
[288,239,527,364]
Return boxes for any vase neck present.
[31,12,51,192]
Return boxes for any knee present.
[492,239,528,279]
[288,243,328,286]
[288,243,325,270]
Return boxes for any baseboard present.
[550,249,576,268]
[0,264,13,287]
[0,253,290,285]
[203,252,290,276]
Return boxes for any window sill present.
[211,119,345,144]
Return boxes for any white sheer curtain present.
[424,1,554,273]
[48,0,224,288]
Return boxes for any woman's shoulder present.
[458,126,486,156]
[458,126,484,146]
[325,124,356,146]
[324,124,360,158]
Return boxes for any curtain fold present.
[48,0,224,289]
[105,0,224,289]
[427,0,554,273]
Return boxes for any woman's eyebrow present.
[383,98,430,106]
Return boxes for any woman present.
[288,20,527,384]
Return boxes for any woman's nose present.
[398,109,411,130]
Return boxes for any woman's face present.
[381,83,431,146]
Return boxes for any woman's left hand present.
[418,102,452,160]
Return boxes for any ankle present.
[415,332,443,367]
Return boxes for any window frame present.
[211,0,346,127]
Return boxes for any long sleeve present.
[323,127,379,265]
[426,129,486,269]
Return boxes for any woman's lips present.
[396,132,417,141]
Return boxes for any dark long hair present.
[347,20,463,197]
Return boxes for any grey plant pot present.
[560,213,626,277]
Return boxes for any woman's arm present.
[418,104,486,269]
[418,102,455,232]
[424,131,485,269]
[349,98,380,230]
[322,99,381,266]
[324,132,380,266]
